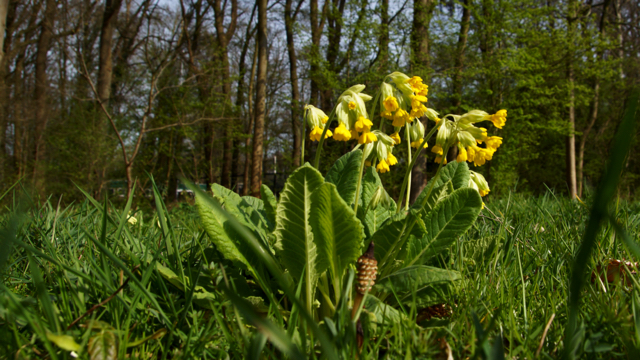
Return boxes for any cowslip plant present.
[195,71,507,346]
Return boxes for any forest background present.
[0,0,638,204]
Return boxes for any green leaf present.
[261,185,278,231]
[406,187,482,266]
[192,290,218,309]
[88,330,117,360]
[274,164,325,313]
[369,212,423,272]
[156,263,185,291]
[211,184,270,240]
[377,265,461,307]
[309,183,364,292]
[195,191,255,274]
[364,294,405,325]
[241,195,274,234]
[359,167,396,237]
[416,182,454,218]
[413,161,470,209]
[325,149,362,206]
[46,332,81,351]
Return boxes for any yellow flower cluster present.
[304,71,508,185]
[305,105,332,141]
[433,109,507,167]
[379,73,434,129]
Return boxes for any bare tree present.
[209,0,238,188]
[285,0,303,167]
[33,0,56,194]
[409,0,436,203]
[251,0,268,197]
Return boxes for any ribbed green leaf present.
[406,187,482,266]
[377,265,461,307]
[274,164,325,313]
[88,330,117,360]
[325,149,362,205]
[369,212,423,273]
[242,195,274,234]
[413,162,470,209]
[309,183,364,291]
[364,294,405,325]
[359,167,395,237]
[195,191,253,272]
[260,185,278,231]
[211,184,270,241]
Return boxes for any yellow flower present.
[407,76,428,96]
[350,129,360,139]
[381,110,394,119]
[333,123,351,141]
[457,146,468,162]
[355,116,373,132]
[435,156,447,164]
[348,101,357,110]
[411,139,427,148]
[392,108,411,127]
[410,94,428,105]
[376,159,390,173]
[390,132,401,145]
[470,171,490,197]
[431,144,443,155]
[470,147,493,166]
[467,146,474,161]
[358,131,378,144]
[305,105,329,128]
[490,109,507,129]
[387,153,398,166]
[383,96,399,112]
[309,126,332,141]
[485,136,503,151]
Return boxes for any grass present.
[0,88,637,359]
[1,188,640,359]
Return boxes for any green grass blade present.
[563,89,639,359]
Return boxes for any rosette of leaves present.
[195,149,482,329]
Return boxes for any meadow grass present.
[1,187,639,359]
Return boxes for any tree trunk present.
[453,0,471,112]
[285,0,302,168]
[210,0,238,189]
[577,0,609,197]
[243,47,258,195]
[251,0,268,197]
[566,0,577,199]
[378,0,389,69]
[409,0,435,203]
[97,0,123,105]
[0,0,8,66]
[321,0,346,110]
[0,0,11,182]
[33,0,56,195]
[578,80,599,197]
[309,0,328,106]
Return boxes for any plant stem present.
[313,108,336,169]
[405,128,412,210]
[395,125,438,212]
[353,150,367,214]
[301,108,307,164]
[380,142,452,276]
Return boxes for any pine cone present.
[356,242,378,295]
